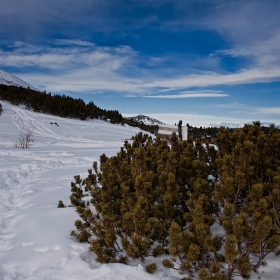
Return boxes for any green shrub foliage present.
[70,123,280,279]
[213,122,280,279]
[58,200,65,208]
[146,263,157,274]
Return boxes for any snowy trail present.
[0,101,278,280]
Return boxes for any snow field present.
[0,101,181,279]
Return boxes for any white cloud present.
[0,41,147,93]
[2,31,280,95]
[143,68,280,90]
[259,107,280,114]
[50,39,95,47]
[217,102,245,109]
[141,91,228,98]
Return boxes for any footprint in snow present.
[33,247,49,253]
[70,244,84,252]
[58,257,67,268]
[50,245,61,251]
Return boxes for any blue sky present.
[0,0,280,126]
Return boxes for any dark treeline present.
[0,84,154,132]
[187,123,272,140]
[1,85,274,139]
[187,124,220,139]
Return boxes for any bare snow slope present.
[0,69,38,91]
[0,101,177,280]
[0,101,279,279]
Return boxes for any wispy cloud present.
[144,68,280,90]
[50,39,95,47]
[139,90,228,98]
[2,41,280,94]
[217,102,245,109]
[259,107,280,114]
[0,41,146,93]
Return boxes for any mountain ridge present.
[125,114,165,126]
[0,69,38,91]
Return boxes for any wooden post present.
[178,120,182,141]
[154,125,159,136]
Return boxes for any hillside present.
[0,83,155,133]
[0,69,38,91]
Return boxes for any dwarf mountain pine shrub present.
[70,123,280,279]
[213,122,280,279]
[163,122,280,279]
[58,200,65,208]
[146,263,157,274]
[70,132,213,263]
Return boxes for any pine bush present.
[58,200,65,208]
[146,263,157,274]
[70,123,280,279]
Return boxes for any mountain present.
[207,122,244,128]
[0,69,38,91]
[126,114,165,126]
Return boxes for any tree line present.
[0,84,154,132]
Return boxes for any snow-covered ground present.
[0,101,279,279]
[0,101,178,279]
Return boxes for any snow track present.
[12,107,67,140]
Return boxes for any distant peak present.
[0,69,38,91]
[126,114,165,126]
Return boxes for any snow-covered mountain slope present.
[0,101,180,280]
[126,114,165,126]
[0,69,38,91]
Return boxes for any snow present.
[0,69,38,91]
[0,100,279,279]
[0,101,181,280]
